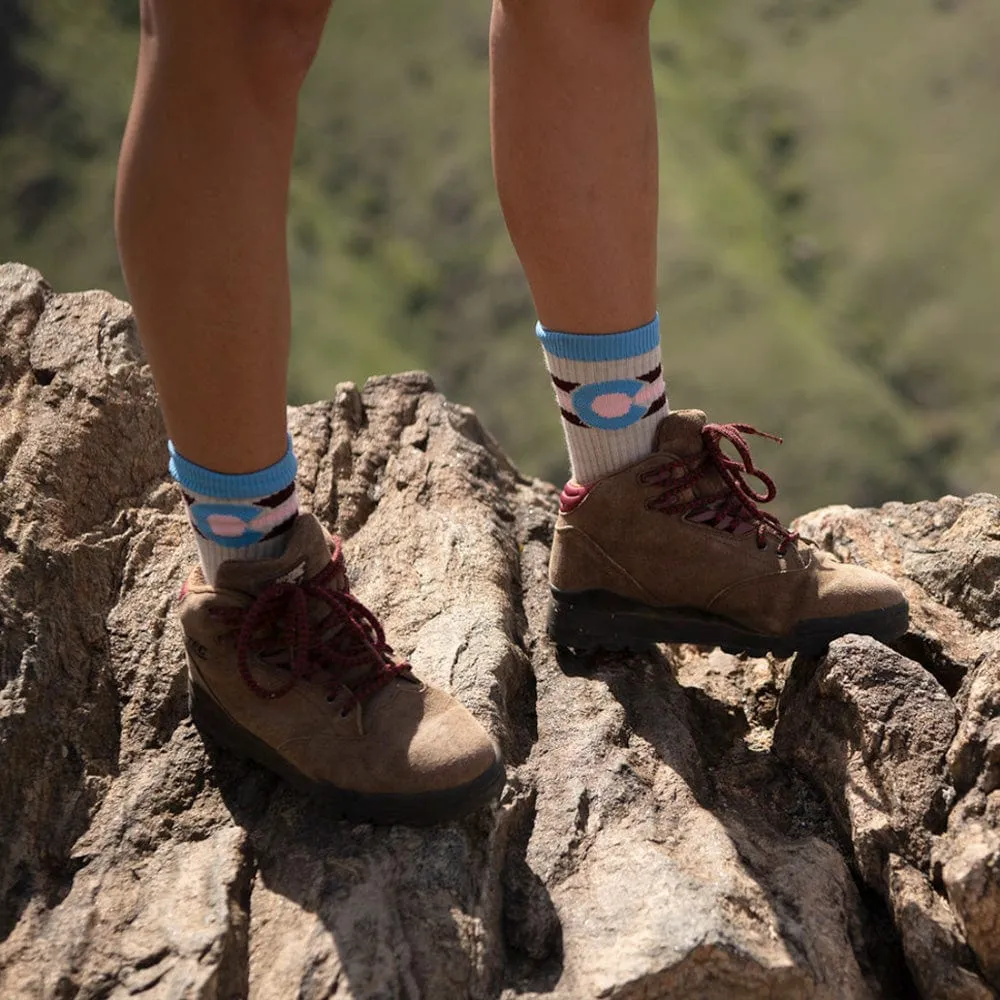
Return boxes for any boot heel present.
[546,591,654,653]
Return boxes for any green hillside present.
[1,0,998,516]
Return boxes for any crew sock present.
[169,435,300,586]
[537,314,668,484]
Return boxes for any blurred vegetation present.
[1,0,998,517]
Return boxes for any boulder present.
[0,263,995,998]
[777,499,1000,996]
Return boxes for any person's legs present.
[492,0,909,654]
[490,0,657,334]
[117,0,331,581]
[117,0,327,472]
[118,0,503,822]
[490,0,665,486]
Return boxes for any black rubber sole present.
[547,587,910,658]
[190,682,506,826]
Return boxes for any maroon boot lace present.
[209,537,409,711]
[638,422,799,555]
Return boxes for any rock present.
[792,499,999,694]
[948,652,1000,797]
[778,501,1000,997]
[774,635,958,891]
[938,817,1000,990]
[0,262,993,998]
[887,857,994,1000]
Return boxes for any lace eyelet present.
[326,692,352,718]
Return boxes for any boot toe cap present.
[406,700,501,792]
[813,553,907,618]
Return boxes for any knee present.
[241,0,333,79]
[577,0,656,24]
[142,0,332,90]
[496,0,654,32]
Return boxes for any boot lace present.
[638,422,799,556]
[208,537,409,712]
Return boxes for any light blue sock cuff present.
[536,313,660,362]
[168,434,297,499]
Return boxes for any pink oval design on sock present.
[206,514,251,538]
[590,393,634,419]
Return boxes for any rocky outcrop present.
[778,499,1000,999]
[0,262,997,999]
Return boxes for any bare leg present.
[490,0,658,334]
[116,0,331,474]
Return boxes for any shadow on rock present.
[205,729,549,1000]
[552,643,916,1000]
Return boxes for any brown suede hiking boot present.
[548,410,909,657]
[178,513,504,825]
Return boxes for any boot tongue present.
[650,409,729,504]
[653,410,709,458]
[214,513,343,598]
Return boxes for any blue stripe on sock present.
[536,314,660,362]
[168,434,297,499]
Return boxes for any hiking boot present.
[178,512,505,824]
[548,410,909,657]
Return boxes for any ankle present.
[538,315,667,483]
[169,435,300,585]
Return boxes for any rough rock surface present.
[778,498,1000,999]
[0,262,997,999]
